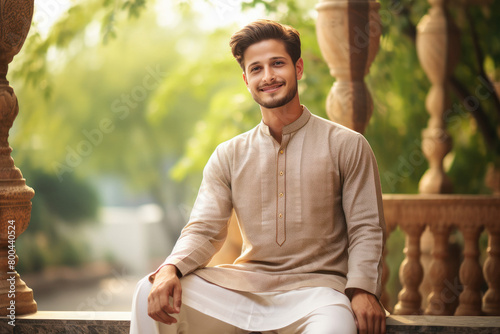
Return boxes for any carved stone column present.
[0,0,37,316]
[425,223,454,315]
[316,0,381,134]
[455,222,484,316]
[393,223,425,315]
[416,0,459,194]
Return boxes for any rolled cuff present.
[344,277,381,299]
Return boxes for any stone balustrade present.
[383,194,500,316]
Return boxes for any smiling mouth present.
[260,83,284,93]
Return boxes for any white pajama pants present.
[130,275,357,334]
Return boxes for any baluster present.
[455,223,484,315]
[483,222,500,316]
[425,224,454,315]
[315,0,381,134]
[416,0,459,194]
[393,224,425,315]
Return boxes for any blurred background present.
[8,0,500,312]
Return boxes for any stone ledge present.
[386,315,500,333]
[1,312,500,333]
[0,311,131,334]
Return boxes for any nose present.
[262,66,275,83]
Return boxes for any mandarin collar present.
[259,106,311,137]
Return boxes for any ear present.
[242,71,249,87]
[295,58,304,80]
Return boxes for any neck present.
[261,95,302,144]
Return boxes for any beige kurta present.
[158,107,386,298]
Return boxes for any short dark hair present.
[229,19,301,70]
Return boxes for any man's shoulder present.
[305,111,373,160]
[217,124,260,150]
[208,125,260,170]
[308,112,363,140]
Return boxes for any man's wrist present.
[150,264,182,283]
[160,264,182,277]
[170,265,182,278]
[346,287,370,300]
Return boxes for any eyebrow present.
[246,56,287,70]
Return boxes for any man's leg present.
[157,304,247,334]
[273,304,357,334]
[130,275,249,334]
[130,275,160,334]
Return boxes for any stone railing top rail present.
[382,194,500,228]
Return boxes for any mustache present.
[258,81,285,90]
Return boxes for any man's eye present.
[274,61,284,66]
[250,66,260,72]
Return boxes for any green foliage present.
[15,166,99,273]
[123,0,148,17]
[31,170,99,224]
[16,231,92,273]
[13,0,147,95]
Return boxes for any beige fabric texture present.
[157,107,386,298]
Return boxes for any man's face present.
[242,39,303,109]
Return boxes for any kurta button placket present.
[276,135,289,246]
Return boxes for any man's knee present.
[132,275,154,313]
[296,305,357,334]
[136,275,153,294]
[130,276,159,334]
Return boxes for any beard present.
[252,79,298,109]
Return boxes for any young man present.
[131,20,386,334]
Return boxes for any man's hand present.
[148,265,182,325]
[349,288,386,334]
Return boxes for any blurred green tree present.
[16,164,99,272]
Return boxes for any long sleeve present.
[341,133,386,298]
[160,144,233,277]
